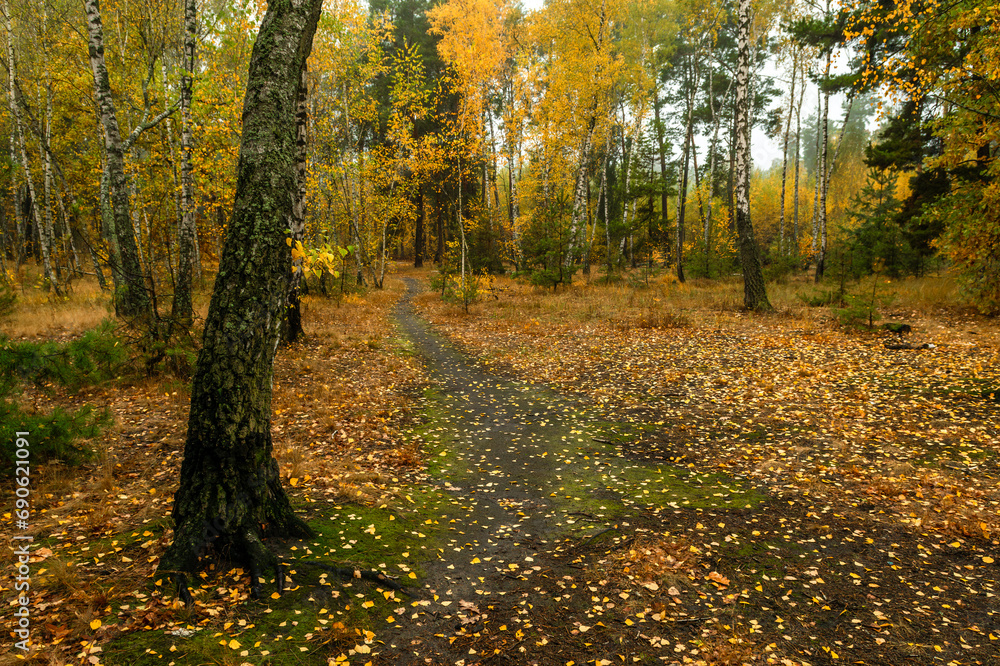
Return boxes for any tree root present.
[290,561,415,598]
[163,525,288,606]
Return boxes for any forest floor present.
[2,267,999,666]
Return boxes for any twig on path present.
[668,616,706,624]
[583,526,620,547]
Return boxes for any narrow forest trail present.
[377,278,760,664]
[384,277,603,661]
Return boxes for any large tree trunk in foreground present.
[158,0,322,587]
[734,0,771,311]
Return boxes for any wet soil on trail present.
[367,280,998,666]
[382,279,602,661]
[377,280,758,664]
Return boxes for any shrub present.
[0,399,110,465]
[0,319,128,390]
[0,321,124,464]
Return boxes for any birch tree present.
[170,0,198,329]
[84,0,175,330]
[733,0,769,310]
[158,0,325,601]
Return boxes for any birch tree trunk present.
[4,0,59,293]
[84,0,158,328]
[811,84,822,262]
[566,115,596,266]
[792,64,805,255]
[598,155,608,273]
[171,0,198,329]
[778,49,798,256]
[8,132,24,267]
[733,0,770,310]
[652,86,669,256]
[676,122,691,283]
[815,53,832,283]
[158,0,323,594]
[42,83,60,284]
[618,106,633,267]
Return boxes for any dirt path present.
[378,279,762,664]
[383,279,598,661]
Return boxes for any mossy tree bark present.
[158,0,323,591]
[734,0,771,311]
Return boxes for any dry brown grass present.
[1,275,111,339]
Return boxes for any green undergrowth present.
[0,320,123,464]
[104,493,455,666]
[411,387,457,477]
[414,383,766,538]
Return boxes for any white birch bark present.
[779,49,798,256]
[734,0,769,309]
[4,0,59,293]
[792,63,805,254]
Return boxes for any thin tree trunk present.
[4,2,59,293]
[84,0,167,329]
[458,156,467,308]
[161,61,182,280]
[0,204,6,278]
[43,83,60,283]
[284,64,308,343]
[567,115,596,265]
[815,53,831,283]
[172,0,198,329]
[778,49,798,256]
[434,190,444,264]
[734,0,770,310]
[707,69,734,277]
[598,146,609,276]
[652,85,669,253]
[824,94,855,192]
[9,132,24,267]
[792,63,805,255]
[414,184,424,267]
[676,94,693,283]
[811,84,822,263]
[158,0,323,593]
